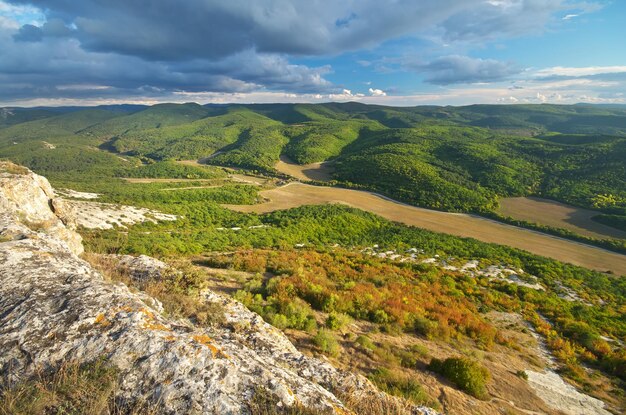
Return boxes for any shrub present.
[304,317,318,334]
[412,316,439,339]
[162,266,206,295]
[325,312,351,330]
[355,335,376,351]
[270,314,289,330]
[428,357,490,399]
[370,309,390,324]
[0,359,157,415]
[516,370,528,380]
[313,329,341,357]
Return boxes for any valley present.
[225,182,626,275]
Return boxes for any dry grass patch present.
[498,196,626,240]
[275,155,334,182]
[0,359,158,415]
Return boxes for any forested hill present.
[1,102,625,223]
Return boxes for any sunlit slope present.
[81,103,214,140]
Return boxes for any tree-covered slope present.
[81,103,215,140]
[1,102,625,221]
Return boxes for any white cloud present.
[368,87,386,96]
[535,66,626,77]
[0,1,45,26]
[562,13,578,20]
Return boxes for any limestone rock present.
[0,161,83,255]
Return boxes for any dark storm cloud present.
[12,23,41,41]
[0,0,593,102]
[7,0,578,60]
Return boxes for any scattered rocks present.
[65,200,177,229]
[522,315,612,415]
[57,188,101,199]
[361,245,544,290]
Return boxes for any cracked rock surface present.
[0,162,438,415]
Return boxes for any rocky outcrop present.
[0,162,438,414]
[0,162,82,255]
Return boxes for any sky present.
[0,0,625,107]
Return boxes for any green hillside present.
[81,103,214,140]
[1,102,625,220]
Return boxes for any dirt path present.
[499,197,626,240]
[225,183,626,275]
[275,155,334,182]
[160,185,221,191]
[123,174,269,186]
[122,177,218,183]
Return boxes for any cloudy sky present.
[0,0,624,106]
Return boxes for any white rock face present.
[526,371,612,415]
[0,161,83,255]
[0,162,438,415]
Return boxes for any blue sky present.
[0,0,624,106]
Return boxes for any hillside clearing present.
[498,197,626,240]
[275,155,334,182]
[225,183,626,275]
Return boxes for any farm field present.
[226,182,626,275]
[498,196,626,240]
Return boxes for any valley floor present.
[498,196,626,240]
[225,182,626,276]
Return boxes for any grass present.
[367,368,439,409]
[0,359,158,415]
[0,161,29,175]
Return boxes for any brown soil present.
[225,183,626,276]
[275,155,334,182]
[499,197,626,240]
